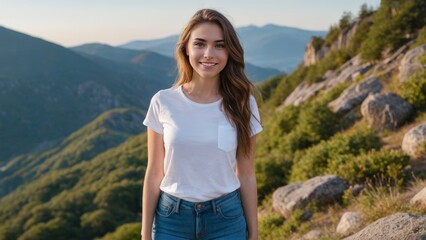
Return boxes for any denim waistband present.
[159,189,240,214]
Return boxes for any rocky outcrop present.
[399,44,426,83]
[360,93,413,131]
[283,55,372,107]
[303,20,363,66]
[373,42,412,78]
[281,81,326,107]
[344,213,426,240]
[272,175,348,218]
[336,212,362,237]
[402,123,426,157]
[304,40,329,67]
[328,76,382,113]
[410,187,426,206]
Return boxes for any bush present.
[327,149,410,185]
[311,36,325,51]
[399,69,426,111]
[325,24,341,47]
[339,12,355,30]
[256,74,284,101]
[289,127,381,182]
[259,209,306,240]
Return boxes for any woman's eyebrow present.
[194,38,224,42]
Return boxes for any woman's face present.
[186,23,229,82]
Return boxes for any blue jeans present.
[152,189,247,240]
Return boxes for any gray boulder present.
[344,212,426,240]
[402,123,426,157]
[283,55,371,107]
[399,44,426,83]
[272,175,348,218]
[328,76,382,114]
[360,93,413,131]
[336,212,363,237]
[410,187,426,207]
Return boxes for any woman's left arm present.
[236,136,258,240]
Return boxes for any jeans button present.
[196,203,204,209]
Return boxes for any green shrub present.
[327,149,410,185]
[325,25,341,47]
[311,36,325,51]
[339,12,355,30]
[256,75,284,101]
[256,154,291,201]
[399,69,426,111]
[259,209,306,240]
[289,127,381,182]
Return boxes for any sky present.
[0,0,381,47]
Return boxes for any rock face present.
[336,212,362,237]
[304,40,329,67]
[328,76,382,114]
[360,93,413,131]
[344,213,426,240]
[410,187,426,206]
[272,175,348,218]
[283,55,372,107]
[399,44,426,83]
[303,20,363,66]
[402,123,426,157]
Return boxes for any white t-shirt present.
[143,85,263,202]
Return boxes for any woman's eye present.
[194,42,205,47]
[216,44,225,49]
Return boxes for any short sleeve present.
[249,95,263,136]
[143,92,164,134]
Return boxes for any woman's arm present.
[236,136,258,240]
[141,128,165,240]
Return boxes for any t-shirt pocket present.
[218,124,237,152]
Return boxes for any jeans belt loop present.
[175,198,181,213]
[211,199,217,214]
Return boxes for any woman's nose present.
[204,46,213,59]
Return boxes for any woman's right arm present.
[141,128,165,240]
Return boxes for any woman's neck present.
[182,78,221,103]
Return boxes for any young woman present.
[142,9,263,240]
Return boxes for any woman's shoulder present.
[151,86,180,102]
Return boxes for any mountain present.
[0,108,145,198]
[120,24,327,72]
[0,27,174,164]
[72,43,280,82]
[0,110,148,240]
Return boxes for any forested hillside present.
[254,0,426,238]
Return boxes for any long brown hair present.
[175,9,257,158]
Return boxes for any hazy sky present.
[0,0,381,47]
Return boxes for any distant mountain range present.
[71,43,281,83]
[120,24,327,72]
[0,26,173,163]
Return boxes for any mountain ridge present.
[119,24,327,72]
